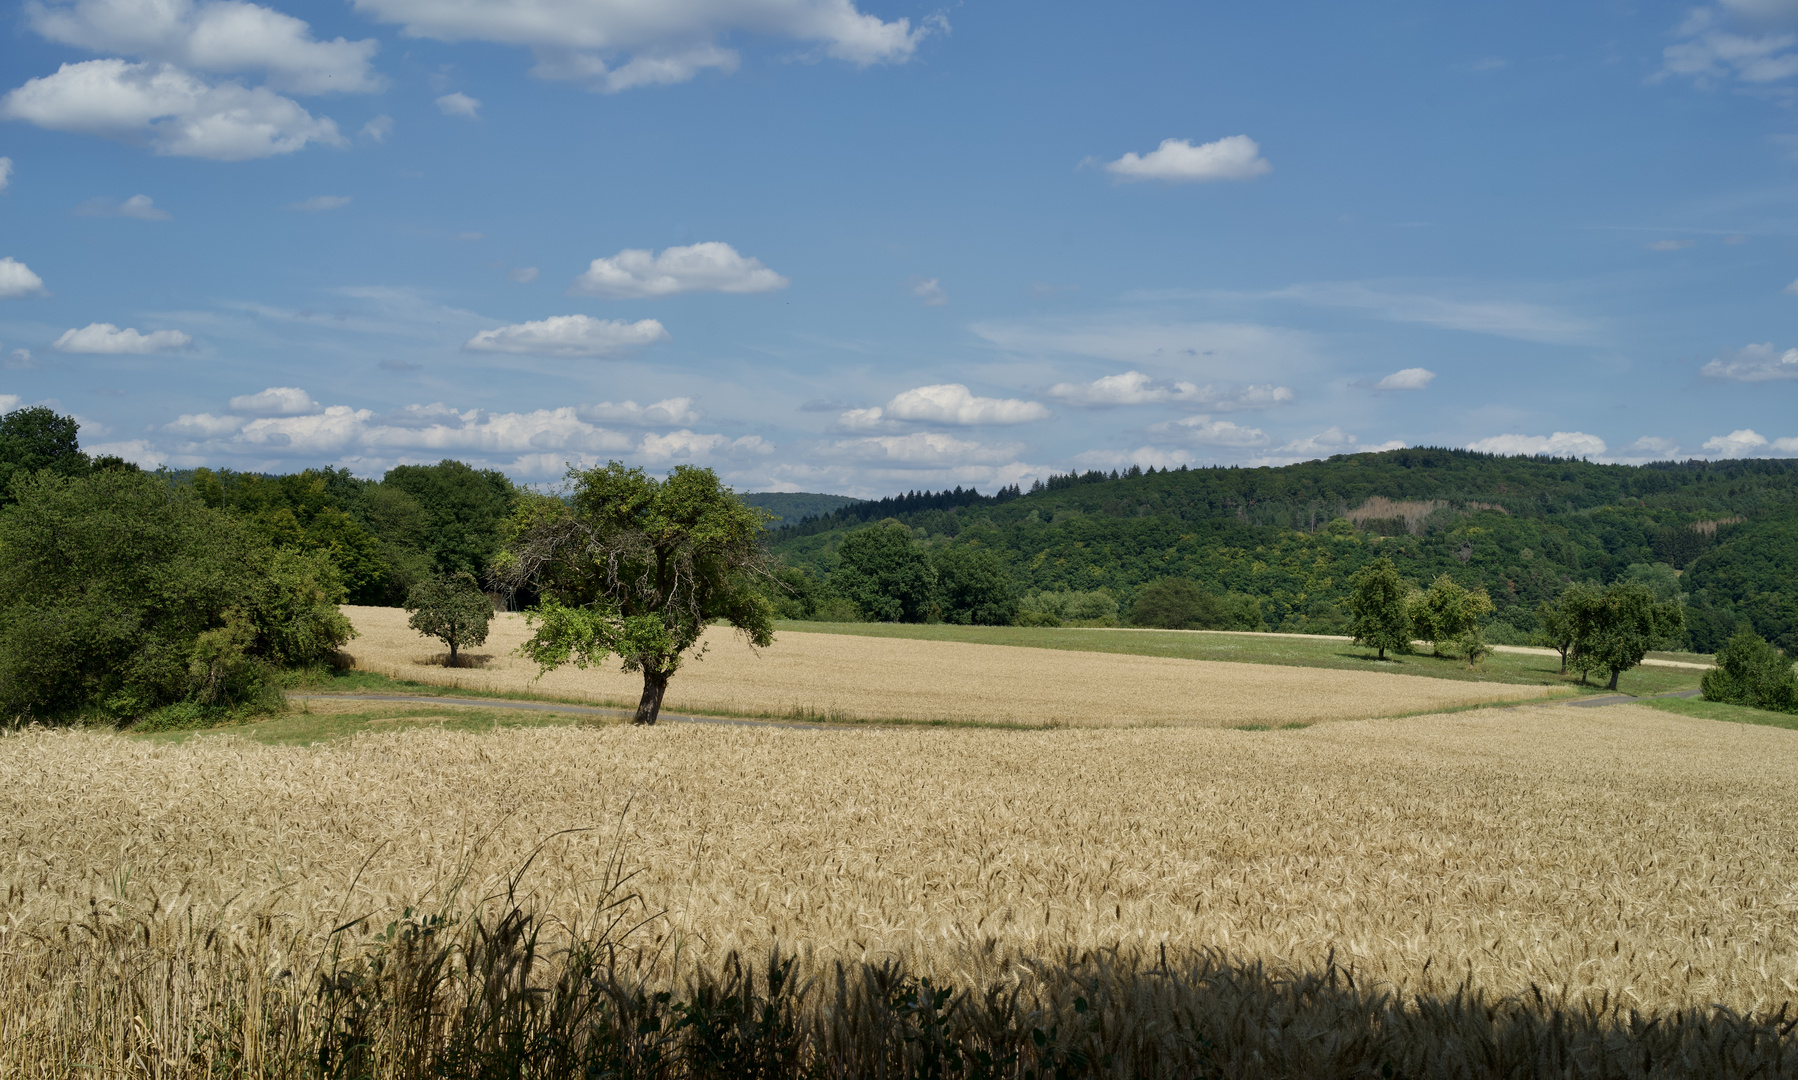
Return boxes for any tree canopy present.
[405,572,495,666]
[1347,557,1411,660]
[832,522,937,623]
[498,463,773,724]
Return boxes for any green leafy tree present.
[0,406,88,504]
[1127,577,1261,631]
[1701,630,1798,713]
[405,572,495,666]
[1346,557,1411,660]
[1569,582,1686,691]
[1534,583,1600,674]
[934,545,1018,625]
[832,522,936,623]
[0,469,354,719]
[1409,575,1495,658]
[383,460,519,580]
[498,462,774,724]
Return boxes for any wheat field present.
[340,605,1559,725]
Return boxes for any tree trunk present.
[1608,667,1621,691]
[634,668,670,725]
[448,640,459,667]
[1557,646,1568,675]
[1378,646,1386,660]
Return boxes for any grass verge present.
[1639,695,1798,732]
[777,622,1700,698]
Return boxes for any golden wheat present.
[340,605,1556,725]
[4,703,1794,1017]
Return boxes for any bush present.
[1020,589,1118,625]
[1702,630,1798,713]
[0,470,356,720]
[832,523,935,623]
[1129,578,1262,631]
[1017,609,1062,627]
[933,545,1018,625]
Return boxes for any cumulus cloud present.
[75,193,171,218]
[463,314,669,356]
[1103,135,1270,183]
[165,411,245,436]
[1661,5,1798,87]
[1147,414,1269,447]
[831,431,1025,467]
[1702,341,1798,380]
[1375,367,1435,390]
[1047,370,1296,410]
[1,59,345,159]
[27,0,383,94]
[1698,428,1798,457]
[909,276,947,305]
[0,257,47,298]
[229,386,318,414]
[1247,427,1405,467]
[54,322,191,353]
[359,114,392,141]
[0,157,12,193]
[0,393,21,412]
[435,91,480,117]
[1619,436,1682,461]
[570,242,788,298]
[576,397,700,426]
[352,0,941,93]
[84,438,165,468]
[1465,431,1606,458]
[840,385,1050,430]
[287,194,349,211]
[1071,446,1195,471]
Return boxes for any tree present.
[1569,582,1685,691]
[1700,630,1798,713]
[405,572,494,666]
[382,460,518,580]
[0,469,354,719]
[497,462,774,724]
[1409,575,1494,658]
[0,406,88,504]
[1127,577,1261,631]
[831,522,936,623]
[1535,583,1600,674]
[934,545,1018,625]
[1346,557,1411,660]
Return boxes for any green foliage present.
[735,491,861,522]
[1619,562,1683,604]
[1346,557,1411,660]
[1019,589,1119,625]
[832,523,937,623]
[1535,582,1597,673]
[1567,582,1686,691]
[404,572,495,665]
[1127,578,1263,631]
[382,460,519,579]
[1684,517,1798,653]
[0,469,355,720]
[1701,630,1798,713]
[933,545,1019,625]
[0,406,89,504]
[1409,574,1495,659]
[502,463,773,723]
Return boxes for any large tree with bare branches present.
[492,462,774,724]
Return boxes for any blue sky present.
[4,0,1798,495]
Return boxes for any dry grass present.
[341,605,1558,726]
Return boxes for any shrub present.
[1128,578,1262,631]
[933,545,1018,625]
[1702,630,1798,713]
[831,523,936,623]
[0,470,355,720]
[1020,589,1118,624]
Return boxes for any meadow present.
[4,702,1796,1075]
[339,606,1566,727]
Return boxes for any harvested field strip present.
[341,605,1559,727]
[776,620,1707,697]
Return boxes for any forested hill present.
[738,491,862,523]
[767,449,1798,652]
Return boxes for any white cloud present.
[1702,341,1798,380]
[164,411,245,436]
[1620,436,1682,460]
[463,314,669,356]
[27,0,383,95]
[352,0,941,92]
[569,242,788,298]
[1,59,345,159]
[436,91,481,117]
[0,257,48,298]
[229,386,318,414]
[84,438,165,468]
[0,393,21,412]
[1047,370,1296,410]
[909,276,947,305]
[831,431,1025,467]
[287,194,349,211]
[508,266,539,283]
[360,114,392,141]
[1646,238,1696,251]
[1466,431,1606,458]
[0,157,11,193]
[883,384,1049,426]
[576,397,700,426]
[54,322,192,353]
[75,193,171,218]
[1103,135,1270,183]
[1148,414,1268,447]
[1072,446,1195,471]
[1702,429,1773,456]
[1265,282,1597,345]
[1662,6,1798,87]
[1375,367,1435,390]
[1249,427,1405,467]
[1785,277,1798,293]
